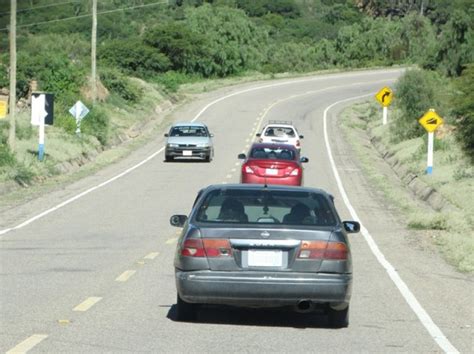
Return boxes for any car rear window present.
[170,126,208,137]
[195,189,337,226]
[264,127,295,137]
[250,147,295,160]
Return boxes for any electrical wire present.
[0,1,80,16]
[0,0,169,31]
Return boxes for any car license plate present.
[265,168,278,175]
[182,150,192,156]
[248,250,282,267]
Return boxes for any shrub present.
[0,143,16,168]
[80,107,110,146]
[391,69,448,142]
[100,68,142,103]
[98,39,171,77]
[451,64,474,162]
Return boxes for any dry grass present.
[341,101,474,273]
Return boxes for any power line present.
[0,0,169,31]
[0,1,80,16]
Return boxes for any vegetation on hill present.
[0,0,472,179]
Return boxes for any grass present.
[341,102,474,273]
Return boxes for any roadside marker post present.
[375,87,393,125]
[31,93,54,161]
[69,101,90,136]
[418,109,444,175]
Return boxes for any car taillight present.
[296,140,300,147]
[298,241,348,260]
[289,168,299,176]
[203,239,232,257]
[244,165,255,174]
[181,239,232,257]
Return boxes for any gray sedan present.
[170,184,360,327]
[164,122,214,162]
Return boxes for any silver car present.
[164,122,214,162]
[170,184,360,327]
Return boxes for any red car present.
[238,143,309,186]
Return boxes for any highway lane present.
[1,69,472,353]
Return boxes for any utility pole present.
[91,0,97,105]
[8,0,17,151]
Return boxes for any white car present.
[256,121,304,151]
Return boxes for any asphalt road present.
[1,69,472,353]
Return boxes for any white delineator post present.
[426,132,434,175]
[38,117,45,161]
[382,106,388,125]
[75,109,81,135]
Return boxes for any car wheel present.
[176,294,196,322]
[165,155,173,162]
[205,153,212,162]
[327,305,349,328]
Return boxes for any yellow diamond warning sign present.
[419,109,444,133]
[375,87,393,107]
[0,100,7,119]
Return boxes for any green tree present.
[451,64,474,162]
[184,4,268,75]
[436,10,473,77]
[99,39,171,78]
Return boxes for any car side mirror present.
[342,221,360,233]
[170,215,188,227]
[238,153,246,159]
[164,133,169,137]
[300,157,309,163]
[299,135,304,139]
[256,133,261,137]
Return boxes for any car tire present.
[205,153,212,163]
[165,155,173,162]
[176,294,196,322]
[327,305,349,328]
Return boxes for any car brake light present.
[296,140,300,147]
[181,239,206,257]
[203,239,232,257]
[258,138,263,143]
[181,239,232,257]
[298,241,348,260]
[244,165,255,174]
[290,168,299,176]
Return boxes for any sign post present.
[31,93,54,161]
[418,109,444,175]
[375,87,393,125]
[69,101,90,136]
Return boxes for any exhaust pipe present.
[295,300,315,313]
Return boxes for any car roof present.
[201,183,331,197]
[171,122,207,127]
[249,143,298,151]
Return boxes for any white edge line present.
[323,94,459,354]
[0,69,404,237]
[6,334,48,354]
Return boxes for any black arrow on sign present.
[382,91,390,102]
[427,118,438,125]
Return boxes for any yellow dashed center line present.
[6,334,48,354]
[115,270,136,282]
[166,237,178,244]
[144,252,159,260]
[73,297,102,312]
